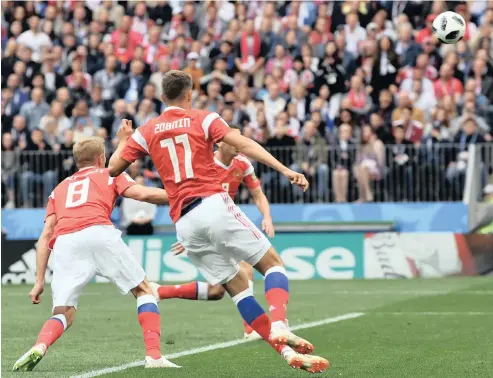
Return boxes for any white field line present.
[70,312,364,378]
[372,311,493,316]
[332,290,493,296]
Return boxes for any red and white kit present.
[46,168,145,309]
[121,107,271,285]
[214,153,261,199]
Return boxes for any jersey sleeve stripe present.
[132,129,149,152]
[243,166,254,176]
[202,112,220,140]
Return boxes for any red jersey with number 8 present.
[45,167,135,248]
[120,106,232,223]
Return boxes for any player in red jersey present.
[150,125,276,340]
[13,137,180,371]
[108,71,329,373]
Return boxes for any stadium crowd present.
[1,0,492,208]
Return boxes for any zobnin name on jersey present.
[154,118,191,133]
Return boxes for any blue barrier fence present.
[1,202,468,240]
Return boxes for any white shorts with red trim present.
[51,225,145,311]
[175,192,271,285]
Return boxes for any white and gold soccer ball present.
[432,11,466,44]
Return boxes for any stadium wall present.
[3,232,488,285]
[1,202,468,240]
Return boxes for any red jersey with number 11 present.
[120,106,232,223]
[45,167,135,248]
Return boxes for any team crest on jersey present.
[233,168,243,181]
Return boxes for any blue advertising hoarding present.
[1,202,468,240]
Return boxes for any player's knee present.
[208,284,225,300]
[254,247,284,276]
[131,281,153,298]
[53,306,75,328]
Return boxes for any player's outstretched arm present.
[249,186,275,238]
[30,214,57,304]
[108,120,135,177]
[222,132,309,191]
[122,185,169,205]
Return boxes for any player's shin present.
[264,266,289,325]
[137,294,161,360]
[155,281,208,300]
[231,289,272,342]
[35,313,68,350]
[242,280,256,336]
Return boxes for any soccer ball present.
[432,11,466,44]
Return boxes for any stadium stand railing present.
[3,143,491,208]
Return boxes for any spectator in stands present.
[19,88,49,131]
[109,99,134,140]
[392,91,426,126]
[427,107,452,141]
[183,52,203,92]
[149,56,170,100]
[120,175,157,235]
[6,73,29,115]
[344,12,366,58]
[262,120,296,202]
[293,120,329,202]
[395,22,420,67]
[263,82,286,135]
[117,59,146,104]
[446,118,487,199]
[344,75,372,117]
[16,15,52,62]
[450,100,490,136]
[59,129,75,180]
[370,112,393,144]
[19,128,57,207]
[354,125,385,202]
[392,107,424,145]
[434,63,464,104]
[331,123,356,203]
[134,99,158,126]
[10,115,29,148]
[2,132,17,208]
[370,36,399,97]
[40,100,71,136]
[471,57,493,104]
[388,125,415,201]
[200,57,235,95]
[235,19,267,88]
[93,54,123,107]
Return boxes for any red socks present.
[137,295,161,360]
[157,282,198,300]
[266,288,289,322]
[264,267,289,323]
[35,315,66,348]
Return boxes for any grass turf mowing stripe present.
[70,312,364,378]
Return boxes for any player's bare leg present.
[239,261,260,340]
[131,279,181,368]
[13,306,74,371]
[149,281,225,302]
[254,247,316,356]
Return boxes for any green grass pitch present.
[2,278,493,377]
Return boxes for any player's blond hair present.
[73,136,106,168]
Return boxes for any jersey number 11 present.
[160,134,195,183]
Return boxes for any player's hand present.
[117,119,133,142]
[171,241,185,255]
[262,217,275,238]
[284,169,309,192]
[29,282,44,304]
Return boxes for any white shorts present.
[51,225,145,310]
[175,193,271,286]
